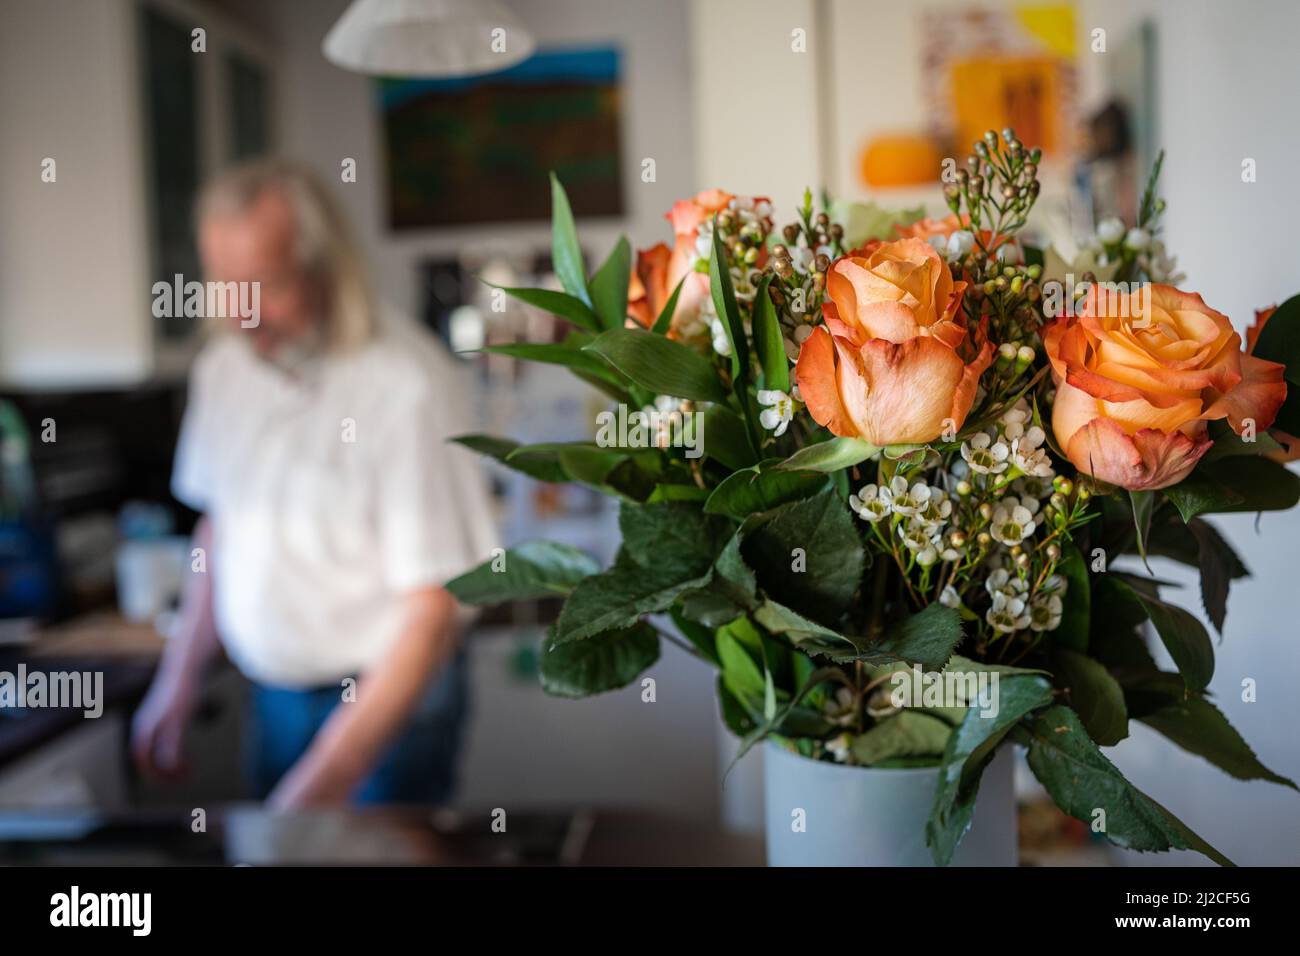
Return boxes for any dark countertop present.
[0,806,766,866]
[0,613,163,766]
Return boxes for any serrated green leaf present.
[618,500,731,573]
[540,622,659,698]
[1052,648,1129,745]
[1015,705,1234,866]
[927,672,1055,865]
[553,556,711,644]
[1113,576,1214,692]
[755,600,963,670]
[704,464,829,520]
[1200,419,1285,462]
[741,487,865,621]
[852,711,951,766]
[1164,456,1300,521]
[446,540,599,606]
[1186,518,1239,634]
[1140,694,1297,790]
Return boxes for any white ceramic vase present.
[763,741,1017,866]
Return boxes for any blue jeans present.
[246,649,469,805]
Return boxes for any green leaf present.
[1187,518,1240,634]
[451,433,568,483]
[554,555,712,644]
[584,327,727,403]
[1015,705,1234,866]
[549,172,590,306]
[503,441,654,499]
[480,340,626,385]
[751,274,789,392]
[771,436,879,472]
[539,622,659,698]
[1164,456,1300,522]
[1146,514,1249,583]
[1200,419,1285,462]
[669,607,721,666]
[741,487,865,622]
[1129,489,1155,569]
[554,502,730,645]
[704,463,829,520]
[589,236,632,330]
[492,285,601,332]
[927,672,1055,865]
[726,666,851,773]
[755,600,963,670]
[717,675,757,736]
[709,224,749,381]
[717,627,767,704]
[851,711,952,766]
[446,540,599,606]
[618,500,731,572]
[1051,648,1129,746]
[646,483,710,503]
[1140,694,1297,790]
[1053,543,1090,652]
[1114,576,1214,692]
[650,276,685,336]
[701,403,757,469]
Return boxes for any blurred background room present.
[0,0,1297,865]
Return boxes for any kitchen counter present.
[0,612,164,767]
[0,806,766,866]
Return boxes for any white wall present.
[0,0,153,387]
[689,0,823,214]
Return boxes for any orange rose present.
[627,189,733,335]
[795,237,992,445]
[894,213,1013,258]
[1044,284,1287,490]
[894,214,966,242]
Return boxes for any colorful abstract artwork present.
[379,46,625,229]
[920,3,1079,160]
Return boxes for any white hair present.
[196,158,374,351]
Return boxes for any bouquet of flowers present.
[449,129,1300,865]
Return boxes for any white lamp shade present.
[323,0,535,78]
